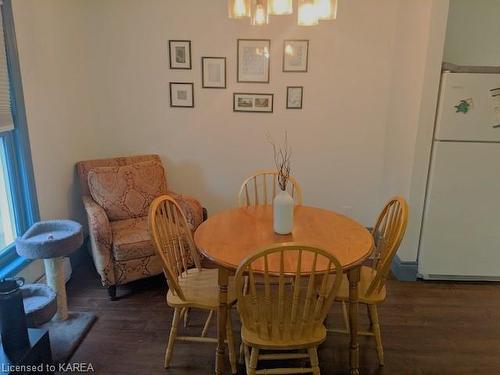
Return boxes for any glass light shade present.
[268,0,293,15]
[315,0,337,20]
[252,0,269,25]
[298,0,319,26]
[228,0,251,18]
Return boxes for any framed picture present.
[237,39,271,83]
[202,57,226,89]
[169,40,192,69]
[170,82,194,108]
[233,93,274,113]
[283,40,309,72]
[286,86,303,109]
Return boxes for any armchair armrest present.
[82,196,115,286]
[168,191,205,231]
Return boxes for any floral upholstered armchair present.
[76,154,206,300]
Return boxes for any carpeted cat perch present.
[16,220,96,363]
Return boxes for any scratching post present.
[16,220,97,364]
[16,220,96,364]
[44,257,68,321]
[16,220,84,322]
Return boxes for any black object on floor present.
[0,278,30,357]
[0,328,53,374]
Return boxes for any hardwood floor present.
[68,258,500,374]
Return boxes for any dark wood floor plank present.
[66,258,500,374]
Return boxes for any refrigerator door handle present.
[493,124,500,129]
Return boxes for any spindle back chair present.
[149,195,202,299]
[238,170,303,207]
[367,196,409,296]
[149,195,237,372]
[331,196,408,366]
[235,243,343,375]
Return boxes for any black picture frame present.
[233,93,274,113]
[286,86,303,109]
[237,39,271,83]
[169,82,194,108]
[283,40,309,73]
[169,40,192,70]
[201,57,227,89]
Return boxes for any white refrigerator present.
[418,71,500,280]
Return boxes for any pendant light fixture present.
[252,0,269,25]
[228,0,338,26]
[268,0,293,15]
[315,0,337,20]
[228,0,251,19]
[297,0,319,26]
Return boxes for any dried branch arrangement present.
[266,132,292,191]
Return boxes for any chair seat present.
[167,268,237,310]
[336,266,387,304]
[241,324,327,350]
[110,216,155,261]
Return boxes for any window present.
[0,0,39,277]
[0,139,15,248]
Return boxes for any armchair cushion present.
[88,160,168,221]
[110,217,155,262]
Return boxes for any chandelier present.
[228,0,338,26]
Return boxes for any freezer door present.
[418,141,500,279]
[436,72,500,142]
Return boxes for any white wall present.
[12,0,105,223]
[382,1,434,200]
[444,0,500,66]
[11,0,448,252]
[382,1,449,262]
[13,0,402,226]
[80,0,403,225]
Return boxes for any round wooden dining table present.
[194,205,374,375]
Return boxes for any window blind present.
[0,4,13,133]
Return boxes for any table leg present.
[216,267,229,375]
[348,266,361,375]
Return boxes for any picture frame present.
[170,82,194,108]
[283,40,309,72]
[169,40,192,69]
[286,86,303,109]
[233,93,274,113]
[202,57,226,89]
[237,39,271,83]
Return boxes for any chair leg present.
[183,308,191,328]
[239,342,244,364]
[164,308,181,368]
[244,344,250,372]
[248,347,259,375]
[368,304,384,366]
[341,301,350,334]
[367,304,373,327]
[107,286,117,301]
[201,310,214,337]
[226,309,237,374]
[308,347,320,375]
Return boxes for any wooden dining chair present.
[235,243,343,375]
[330,196,408,366]
[238,170,303,207]
[148,195,237,373]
